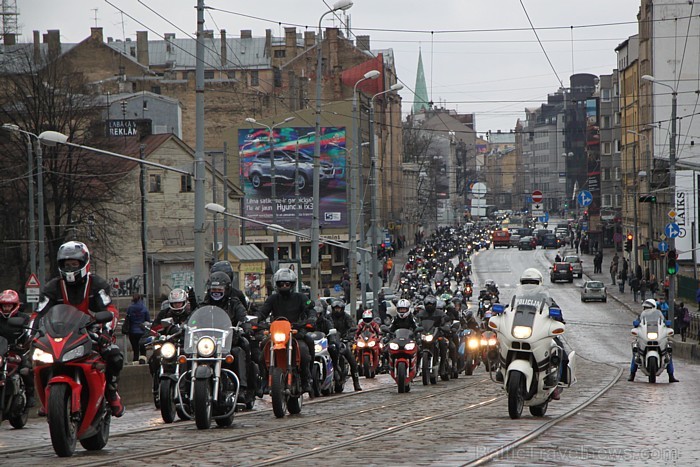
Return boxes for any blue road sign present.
[334,284,342,292]
[658,241,669,253]
[664,223,681,239]
[577,190,593,207]
[538,212,550,223]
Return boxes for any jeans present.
[630,355,674,375]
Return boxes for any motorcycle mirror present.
[380,325,390,333]
[633,319,640,327]
[94,311,114,324]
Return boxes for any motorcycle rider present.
[33,241,124,417]
[0,289,34,408]
[256,268,315,396]
[628,298,679,383]
[145,288,191,383]
[389,299,417,333]
[355,309,382,339]
[316,300,362,391]
[416,295,448,373]
[209,260,249,309]
[485,280,500,302]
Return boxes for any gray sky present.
[21,0,640,135]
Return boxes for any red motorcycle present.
[354,328,380,379]
[32,305,114,457]
[386,328,418,393]
[0,325,30,429]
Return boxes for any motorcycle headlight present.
[314,344,323,353]
[405,342,416,351]
[389,342,399,350]
[469,339,481,350]
[368,341,376,348]
[62,345,85,362]
[357,340,366,348]
[197,337,216,357]
[161,342,177,359]
[647,332,658,340]
[154,343,162,351]
[488,338,498,346]
[512,326,532,339]
[273,332,287,344]
[32,348,54,364]
[423,334,434,343]
[480,339,488,346]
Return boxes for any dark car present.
[541,233,560,249]
[550,262,574,283]
[518,236,537,250]
[248,150,342,192]
[534,229,551,245]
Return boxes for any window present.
[614,112,621,125]
[227,70,236,79]
[180,174,193,192]
[151,85,161,95]
[602,168,611,181]
[602,194,612,207]
[601,88,611,102]
[250,71,259,86]
[273,49,286,58]
[142,100,148,111]
[614,167,621,180]
[614,139,621,153]
[149,174,162,193]
[615,194,621,207]
[602,142,612,155]
[601,115,611,129]
[204,70,215,79]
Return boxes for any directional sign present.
[531,190,543,204]
[658,241,669,253]
[538,212,549,223]
[665,223,681,239]
[577,190,593,207]
[531,203,544,216]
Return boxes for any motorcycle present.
[488,301,576,419]
[386,327,418,393]
[464,284,473,300]
[417,319,442,385]
[327,332,351,393]
[0,323,29,429]
[457,327,481,376]
[477,296,492,319]
[354,328,380,379]
[179,306,240,429]
[309,330,334,396]
[631,309,674,383]
[480,329,499,372]
[31,305,114,457]
[262,317,304,418]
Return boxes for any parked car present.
[541,233,561,249]
[581,280,607,302]
[248,150,342,191]
[518,236,537,250]
[550,262,574,283]
[563,255,583,278]
[509,234,521,247]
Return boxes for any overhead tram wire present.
[519,0,563,89]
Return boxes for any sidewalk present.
[555,245,700,362]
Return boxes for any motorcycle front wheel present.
[648,357,658,384]
[363,355,372,379]
[47,384,78,457]
[397,361,407,393]
[507,371,525,419]
[79,406,110,451]
[160,379,177,423]
[271,367,288,418]
[421,355,430,386]
[530,401,548,417]
[8,395,28,429]
[193,378,212,429]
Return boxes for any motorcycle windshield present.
[0,335,8,355]
[37,305,90,338]
[421,319,436,333]
[184,306,233,355]
[394,328,414,341]
[640,309,664,325]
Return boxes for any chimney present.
[33,30,41,64]
[356,35,370,51]
[284,27,296,59]
[265,29,271,57]
[90,27,103,43]
[203,30,214,39]
[240,30,252,39]
[47,29,61,58]
[327,28,339,72]
[220,29,227,68]
[136,31,149,66]
[304,31,316,48]
[107,37,113,43]
[3,33,15,46]
[164,33,175,54]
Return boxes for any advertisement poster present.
[238,127,348,231]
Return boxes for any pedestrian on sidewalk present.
[631,276,640,302]
[696,283,700,311]
[619,268,627,293]
[639,279,648,301]
[648,274,658,297]
[125,293,150,364]
[677,302,690,342]
[610,260,618,285]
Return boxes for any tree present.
[0,48,130,290]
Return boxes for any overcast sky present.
[22,0,641,136]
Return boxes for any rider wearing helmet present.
[355,309,382,340]
[416,295,448,375]
[484,279,500,302]
[256,267,316,395]
[209,260,249,309]
[629,299,679,383]
[153,288,191,327]
[34,241,124,417]
[389,299,417,333]
[316,300,362,391]
[519,268,544,286]
[0,289,34,408]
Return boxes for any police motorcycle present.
[631,308,674,384]
[178,306,240,429]
[488,287,576,419]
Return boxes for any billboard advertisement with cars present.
[238,127,347,230]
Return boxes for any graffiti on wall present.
[111,275,142,297]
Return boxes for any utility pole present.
[193,0,207,300]
[139,144,148,297]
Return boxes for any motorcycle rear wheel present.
[312,365,322,398]
[160,379,177,424]
[397,361,407,393]
[648,357,658,384]
[421,358,430,386]
[271,367,288,418]
[47,384,78,457]
[8,397,28,429]
[193,378,212,429]
[507,371,525,419]
[529,401,548,417]
[79,408,110,451]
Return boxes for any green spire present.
[413,48,430,113]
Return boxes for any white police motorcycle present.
[631,308,673,383]
[488,286,576,419]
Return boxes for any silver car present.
[581,280,607,302]
[563,255,583,278]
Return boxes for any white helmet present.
[396,299,411,318]
[362,309,374,323]
[643,298,657,310]
[520,268,543,285]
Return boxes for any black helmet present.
[210,261,234,281]
[424,295,437,312]
[208,271,231,303]
[331,300,345,316]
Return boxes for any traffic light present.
[625,233,633,252]
[639,194,657,203]
[667,249,678,275]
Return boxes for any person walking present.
[610,260,618,286]
[639,278,648,302]
[678,302,690,342]
[125,293,151,364]
[619,267,627,293]
[631,276,640,302]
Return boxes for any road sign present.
[26,295,40,303]
[668,210,677,219]
[538,212,549,224]
[613,232,622,243]
[660,233,667,241]
[577,190,592,207]
[26,273,40,288]
[665,223,681,239]
[531,203,544,216]
[531,190,543,204]
[658,241,669,253]
[471,182,487,199]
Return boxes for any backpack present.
[683,307,691,323]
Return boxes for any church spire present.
[412,48,430,113]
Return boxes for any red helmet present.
[0,289,20,318]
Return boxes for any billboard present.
[675,170,698,262]
[238,127,347,231]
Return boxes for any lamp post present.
[642,74,677,321]
[627,130,645,270]
[350,69,380,316]
[312,0,354,300]
[369,83,403,316]
[2,124,46,284]
[244,116,295,272]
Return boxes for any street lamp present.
[312,0,354,300]
[244,116,295,272]
[350,69,380,316]
[626,130,645,270]
[641,74,678,319]
[369,82,403,316]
